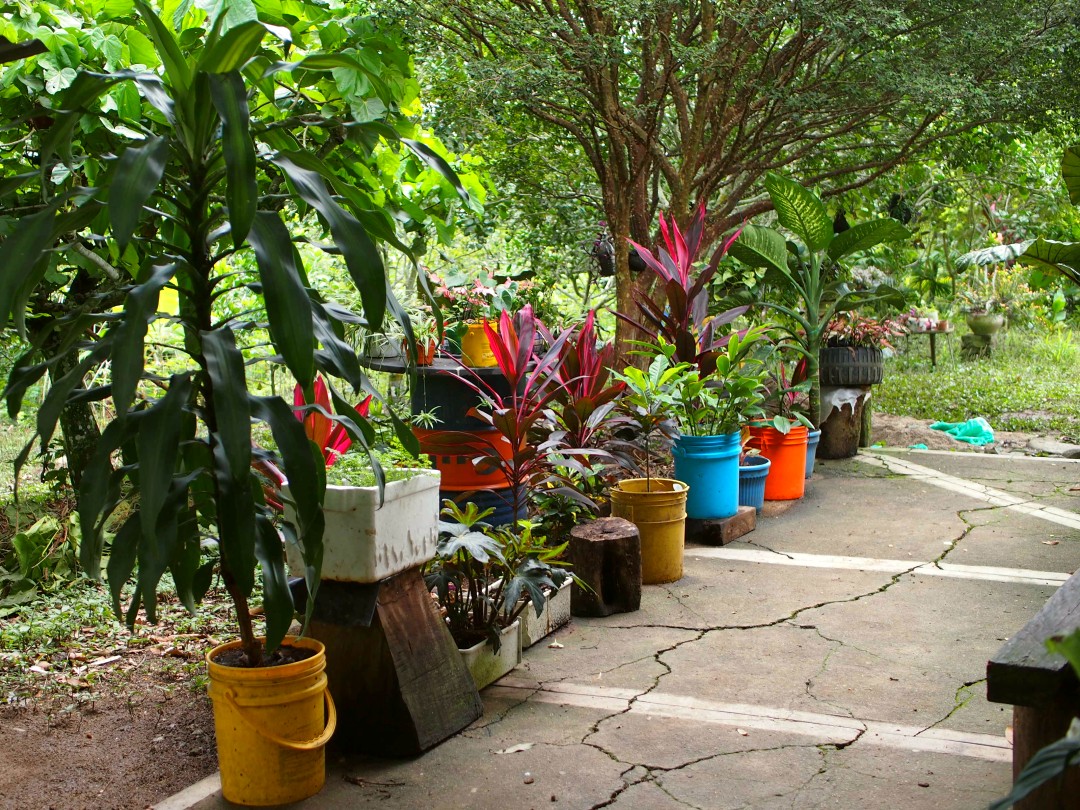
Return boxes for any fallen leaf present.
[737,728,749,736]
[495,743,535,755]
[1005,726,1013,745]
[1042,540,1060,546]
[88,655,122,668]
[28,665,49,675]
[547,640,564,649]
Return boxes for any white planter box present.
[283,470,441,584]
[520,578,572,649]
[459,621,521,690]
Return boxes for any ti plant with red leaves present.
[617,204,748,375]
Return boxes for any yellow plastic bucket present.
[206,636,337,807]
[460,321,498,367]
[610,478,688,584]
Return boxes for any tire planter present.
[738,456,771,512]
[283,471,440,584]
[818,346,884,387]
[966,312,1005,336]
[610,478,687,584]
[805,429,822,479]
[672,431,741,520]
[817,391,869,460]
[459,620,522,690]
[207,636,336,806]
[746,425,809,501]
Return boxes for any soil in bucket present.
[609,478,687,584]
[207,636,336,806]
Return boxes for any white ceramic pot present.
[459,621,521,690]
[283,470,440,583]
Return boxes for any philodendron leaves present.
[764,172,833,253]
[827,219,911,262]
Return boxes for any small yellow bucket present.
[460,321,498,367]
[206,636,337,807]
[610,478,688,584]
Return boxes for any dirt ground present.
[0,649,217,810]
[871,412,1040,454]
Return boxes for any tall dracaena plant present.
[0,4,466,665]
[729,173,909,427]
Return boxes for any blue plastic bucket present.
[805,429,822,479]
[672,432,742,520]
[738,456,772,512]
[441,486,526,528]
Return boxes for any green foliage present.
[424,500,569,651]
[0,514,80,615]
[877,329,1080,433]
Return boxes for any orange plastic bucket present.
[413,427,513,490]
[746,425,809,500]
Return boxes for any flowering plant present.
[428,271,540,324]
[822,313,903,349]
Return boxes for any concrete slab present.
[950,506,1080,572]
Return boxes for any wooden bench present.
[987,570,1080,809]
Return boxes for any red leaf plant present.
[616,203,748,375]
[254,376,372,510]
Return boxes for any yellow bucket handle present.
[222,687,337,752]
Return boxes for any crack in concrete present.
[742,539,796,560]
[913,678,986,737]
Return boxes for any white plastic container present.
[520,577,573,648]
[283,469,441,583]
[458,621,522,690]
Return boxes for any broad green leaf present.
[79,418,135,576]
[254,513,293,652]
[110,263,176,415]
[0,206,55,334]
[401,138,471,206]
[209,72,256,245]
[1063,145,1080,206]
[763,172,833,253]
[729,223,790,277]
[1020,238,1080,287]
[248,212,315,386]
[0,171,36,198]
[212,442,257,598]
[199,20,265,73]
[168,503,201,613]
[198,0,258,30]
[272,153,386,330]
[201,328,252,481]
[35,339,112,452]
[956,241,1033,269]
[826,219,911,262]
[135,0,191,95]
[109,135,169,252]
[106,514,141,617]
[136,374,191,542]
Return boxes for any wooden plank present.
[311,568,482,756]
[685,507,756,546]
[987,571,1080,707]
[1012,701,1080,810]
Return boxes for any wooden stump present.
[569,517,641,617]
[961,333,992,360]
[308,568,482,756]
[859,396,873,448]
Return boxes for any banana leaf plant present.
[616,203,748,375]
[0,4,468,665]
[729,173,909,427]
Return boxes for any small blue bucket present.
[738,456,772,512]
[805,429,822,479]
[672,432,742,520]
[440,486,525,528]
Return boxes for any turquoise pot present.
[673,432,741,520]
[805,429,822,479]
[738,456,771,513]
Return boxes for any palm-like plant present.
[729,173,909,426]
[0,4,467,664]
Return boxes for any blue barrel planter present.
[738,456,771,512]
[672,432,741,520]
[805,429,822,479]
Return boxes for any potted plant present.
[729,173,908,427]
[738,445,771,513]
[746,359,815,501]
[425,501,570,688]
[0,8,466,804]
[662,328,772,520]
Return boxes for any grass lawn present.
[877,325,1080,436]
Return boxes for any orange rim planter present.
[412,427,513,490]
[746,424,809,501]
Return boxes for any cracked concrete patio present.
[168,449,1080,810]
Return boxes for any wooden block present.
[569,517,641,617]
[310,568,482,756]
[686,506,757,546]
[1013,700,1080,809]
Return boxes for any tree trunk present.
[50,348,101,489]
